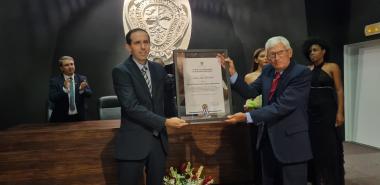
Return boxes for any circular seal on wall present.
[123,0,192,65]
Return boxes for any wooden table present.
[0,120,255,184]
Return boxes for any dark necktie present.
[141,65,152,96]
[268,72,281,100]
[69,77,76,111]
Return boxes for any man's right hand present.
[225,112,247,124]
[165,117,189,128]
[64,79,71,90]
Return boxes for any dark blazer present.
[112,56,175,160]
[232,60,313,163]
[49,74,92,122]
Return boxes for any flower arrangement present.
[163,162,214,185]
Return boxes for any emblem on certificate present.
[123,0,192,65]
[173,49,233,123]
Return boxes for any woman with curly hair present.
[303,38,345,185]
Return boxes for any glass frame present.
[173,49,232,123]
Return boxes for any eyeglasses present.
[268,49,288,60]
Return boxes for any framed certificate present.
[173,49,232,123]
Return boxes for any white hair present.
[265,36,292,50]
[58,56,74,66]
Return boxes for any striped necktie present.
[141,65,152,96]
[69,77,76,111]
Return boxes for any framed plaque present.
[173,49,232,123]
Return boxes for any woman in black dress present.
[303,39,345,185]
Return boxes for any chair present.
[98,95,121,120]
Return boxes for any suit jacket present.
[49,74,92,122]
[232,60,313,163]
[112,56,175,160]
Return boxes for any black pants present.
[260,129,308,185]
[117,137,166,185]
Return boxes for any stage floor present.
[344,142,380,185]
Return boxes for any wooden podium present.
[0,120,255,184]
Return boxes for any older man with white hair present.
[219,36,313,185]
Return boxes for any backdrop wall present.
[7,0,379,129]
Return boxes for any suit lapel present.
[275,60,296,96]
[126,57,152,99]
[263,68,275,105]
[263,61,295,103]
[74,74,80,93]
[58,74,65,88]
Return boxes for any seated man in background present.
[49,56,92,122]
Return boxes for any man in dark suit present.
[49,56,92,123]
[220,36,312,185]
[112,28,188,185]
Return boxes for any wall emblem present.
[123,0,192,65]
